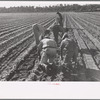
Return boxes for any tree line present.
[0,4,100,13]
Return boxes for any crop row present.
[0,17,55,54]
[0,13,52,29]
[68,13,100,80]
[82,12,100,21]
[69,13,100,41]
[0,14,55,36]
[76,13,100,26]
[0,17,54,43]
[0,18,55,80]
[70,14,100,68]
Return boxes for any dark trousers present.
[52,25,64,45]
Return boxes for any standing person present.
[38,29,57,66]
[52,25,64,46]
[60,32,78,67]
[56,12,63,27]
[51,12,65,46]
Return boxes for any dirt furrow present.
[0,17,53,43]
[68,14,100,80]
[72,15,100,41]
[0,13,50,30]
[71,16,100,69]
[16,14,86,81]
[0,16,53,38]
[0,18,55,81]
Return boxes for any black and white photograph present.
[0,1,100,82]
[1,1,100,99]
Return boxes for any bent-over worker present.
[60,32,78,67]
[32,23,46,45]
[38,29,57,65]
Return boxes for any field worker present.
[60,32,78,67]
[38,29,57,66]
[32,23,46,45]
[49,12,64,46]
[52,24,65,46]
[56,12,63,27]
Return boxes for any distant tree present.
[0,4,100,13]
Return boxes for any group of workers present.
[33,12,78,74]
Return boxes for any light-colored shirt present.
[38,38,57,52]
[60,38,77,52]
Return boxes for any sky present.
[0,1,100,8]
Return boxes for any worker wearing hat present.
[38,29,57,66]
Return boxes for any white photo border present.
[0,1,100,99]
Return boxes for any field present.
[0,12,100,81]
